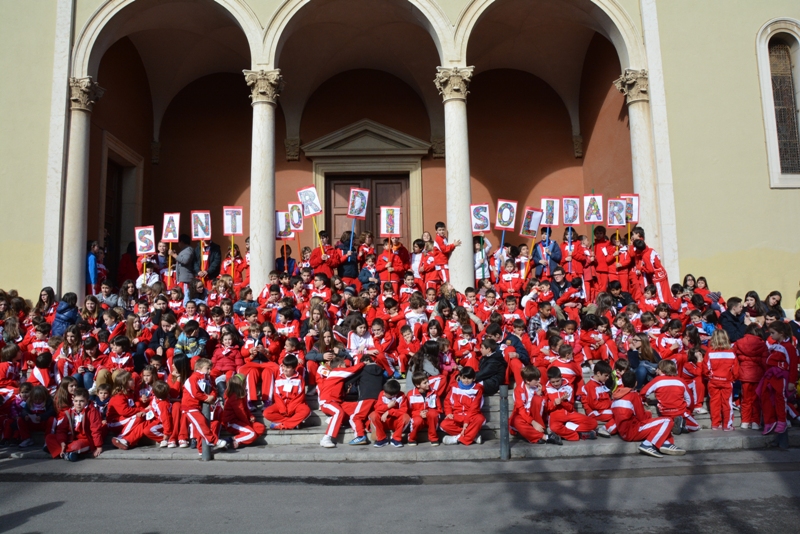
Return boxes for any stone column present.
[614,69,661,248]
[62,77,104,297]
[244,69,283,292]
[435,66,474,291]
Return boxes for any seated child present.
[1,383,31,445]
[262,354,311,430]
[441,367,485,446]
[611,370,686,458]
[221,375,266,449]
[406,372,442,446]
[544,367,598,441]
[17,385,55,448]
[510,365,562,445]
[45,387,103,461]
[90,383,111,423]
[581,361,616,435]
[369,379,411,448]
[112,380,173,450]
[640,360,700,434]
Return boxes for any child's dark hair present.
[614,358,629,372]
[96,383,111,394]
[558,344,573,359]
[35,352,53,369]
[225,374,246,398]
[1,343,19,362]
[282,354,299,368]
[621,369,637,388]
[593,361,612,376]
[481,338,498,352]
[571,277,583,289]
[546,366,562,380]
[687,347,705,365]
[383,379,401,396]
[19,382,33,395]
[112,336,131,351]
[73,387,90,401]
[411,371,428,387]
[459,366,476,380]
[30,385,50,404]
[521,365,541,382]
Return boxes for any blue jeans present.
[635,361,658,390]
[73,371,95,390]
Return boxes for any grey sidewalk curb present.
[3,429,795,462]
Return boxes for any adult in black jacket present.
[194,241,222,281]
[475,339,508,396]
[720,297,748,343]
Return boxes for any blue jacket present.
[531,239,562,278]
[52,301,79,336]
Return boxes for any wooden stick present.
[167,242,172,290]
[231,235,235,278]
[312,217,324,253]
[480,234,486,281]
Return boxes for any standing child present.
[182,357,228,454]
[706,330,739,431]
[733,323,767,430]
[760,322,798,435]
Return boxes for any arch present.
[454,0,646,69]
[72,0,264,79]
[263,0,454,67]
[756,17,800,188]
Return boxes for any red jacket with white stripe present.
[512,384,546,427]
[582,377,612,415]
[317,362,365,404]
[147,397,174,436]
[611,388,652,438]
[544,382,575,414]
[106,392,140,428]
[53,405,104,450]
[639,375,691,416]
[444,382,484,418]
[183,371,215,412]
[406,387,441,417]
[263,369,306,415]
[765,339,799,384]
[705,350,739,383]
[373,393,408,418]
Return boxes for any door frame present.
[312,156,423,239]
[98,131,144,256]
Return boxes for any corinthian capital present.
[614,69,648,104]
[244,69,283,104]
[69,77,105,112]
[434,67,474,102]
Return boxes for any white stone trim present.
[641,0,679,281]
[756,18,800,189]
[301,119,431,157]
[311,157,424,240]
[42,0,75,291]
[97,132,144,258]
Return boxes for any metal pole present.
[499,385,510,460]
[201,402,214,461]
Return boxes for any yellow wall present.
[0,0,57,297]
[657,0,800,305]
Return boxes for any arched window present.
[769,40,800,173]
[757,19,800,187]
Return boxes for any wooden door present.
[326,175,410,246]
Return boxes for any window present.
[757,19,800,187]
[769,40,800,173]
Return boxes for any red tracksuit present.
[640,375,700,431]
[106,392,141,436]
[636,246,670,303]
[119,397,173,446]
[706,349,739,430]
[262,369,311,429]
[183,370,221,450]
[734,333,767,426]
[509,384,546,443]
[369,393,411,442]
[760,339,799,428]
[544,382,597,440]
[45,405,104,458]
[440,382,485,445]
[221,392,265,446]
[317,363,368,438]
[406,387,441,443]
[611,388,674,448]
[582,377,617,434]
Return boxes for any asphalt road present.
[0,450,797,533]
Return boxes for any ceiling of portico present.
[467,0,622,135]
[274,0,445,139]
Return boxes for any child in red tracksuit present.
[262,354,311,430]
[211,332,245,392]
[733,324,767,430]
[316,358,366,448]
[112,380,173,450]
[182,358,228,454]
[406,372,442,446]
[510,366,562,445]
[640,360,700,434]
[705,330,739,431]
[611,369,685,458]
[369,379,410,447]
[548,345,584,398]
[17,385,56,448]
[221,375,265,448]
[760,322,799,435]
[441,367,485,446]
[106,371,145,438]
[45,388,104,461]
[544,367,597,441]
[581,361,616,435]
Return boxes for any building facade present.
[1,0,799,302]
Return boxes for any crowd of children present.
[0,222,798,460]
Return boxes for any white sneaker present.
[213,440,228,451]
[597,426,611,438]
[442,435,459,445]
[167,442,177,448]
[320,435,336,448]
[751,423,761,430]
[178,440,189,448]
[693,407,708,415]
[159,440,169,448]
[475,434,483,445]
[88,386,97,396]
[740,423,751,429]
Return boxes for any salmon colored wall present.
[88,37,154,255]
[150,73,252,252]
[580,34,634,220]
[468,69,582,249]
